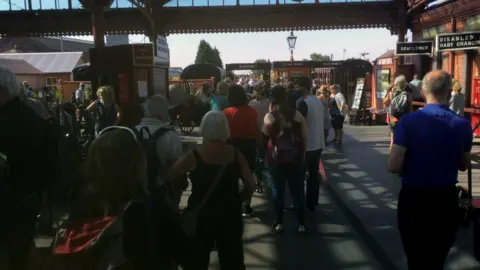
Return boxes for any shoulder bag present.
[180,162,228,238]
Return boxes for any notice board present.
[351,78,365,110]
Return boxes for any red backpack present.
[51,201,134,270]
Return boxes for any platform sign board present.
[436,32,480,52]
[156,36,169,65]
[351,78,365,110]
[396,41,433,56]
[132,44,154,66]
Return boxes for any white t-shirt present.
[304,95,325,151]
[136,118,184,185]
[334,92,347,116]
[249,98,270,128]
[75,88,85,104]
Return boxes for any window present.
[465,14,480,31]
[421,24,447,39]
[45,77,57,87]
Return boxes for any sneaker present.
[273,223,284,234]
[297,225,307,234]
[243,205,254,217]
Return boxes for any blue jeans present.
[270,163,305,225]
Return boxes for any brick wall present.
[454,51,465,84]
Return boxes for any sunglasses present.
[97,126,138,142]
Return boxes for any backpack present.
[52,201,134,270]
[390,90,410,119]
[71,91,76,104]
[269,117,302,164]
[136,126,173,190]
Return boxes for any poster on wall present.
[376,69,390,99]
[351,78,365,110]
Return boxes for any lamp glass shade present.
[287,31,297,50]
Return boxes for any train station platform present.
[35,126,382,270]
[323,126,480,270]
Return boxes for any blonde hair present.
[452,80,462,93]
[216,81,229,96]
[97,85,115,104]
[82,128,147,214]
[394,75,407,91]
[317,85,329,97]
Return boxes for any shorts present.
[331,114,344,130]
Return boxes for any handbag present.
[180,163,228,238]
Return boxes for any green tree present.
[251,59,268,77]
[211,47,223,68]
[194,40,214,65]
[310,53,331,61]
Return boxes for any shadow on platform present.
[322,126,480,270]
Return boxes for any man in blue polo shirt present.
[388,70,472,269]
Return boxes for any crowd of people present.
[0,64,354,269]
[1,61,475,270]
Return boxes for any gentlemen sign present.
[436,32,480,52]
[396,41,433,56]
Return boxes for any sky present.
[71,29,399,68]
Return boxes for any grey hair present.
[143,94,170,121]
[199,111,230,141]
[394,75,407,91]
[422,70,452,97]
[0,67,20,97]
[330,84,341,92]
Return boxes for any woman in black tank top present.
[169,111,255,270]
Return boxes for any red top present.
[223,105,258,139]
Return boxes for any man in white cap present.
[136,94,186,197]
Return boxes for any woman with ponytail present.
[263,86,308,234]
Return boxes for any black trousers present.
[397,185,459,270]
[186,209,245,270]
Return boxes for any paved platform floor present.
[323,125,480,270]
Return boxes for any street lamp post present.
[287,31,297,62]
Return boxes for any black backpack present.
[136,126,173,190]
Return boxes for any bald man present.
[388,70,472,269]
